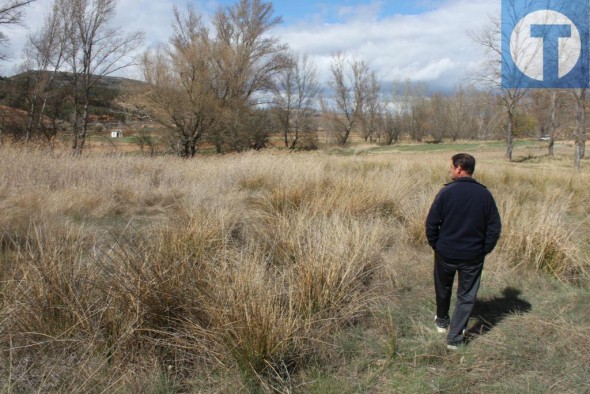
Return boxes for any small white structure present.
[111,130,123,138]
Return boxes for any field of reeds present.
[1,143,589,392]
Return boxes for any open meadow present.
[1,142,589,393]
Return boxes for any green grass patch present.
[354,139,547,154]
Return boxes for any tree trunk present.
[506,109,514,161]
[25,78,41,143]
[575,144,582,169]
[289,133,299,150]
[339,127,351,145]
[548,90,557,157]
[74,102,89,156]
[190,136,196,157]
[71,106,80,155]
[575,89,586,170]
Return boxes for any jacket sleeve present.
[425,192,443,250]
[484,197,502,255]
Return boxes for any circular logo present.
[510,10,581,81]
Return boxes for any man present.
[425,153,501,349]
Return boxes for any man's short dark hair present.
[452,153,475,174]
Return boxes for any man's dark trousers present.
[434,252,484,345]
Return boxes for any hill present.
[4,70,147,94]
[0,71,148,123]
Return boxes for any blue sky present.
[1,0,500,92]
[208,1,439,24]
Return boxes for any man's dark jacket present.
[425,177,501,260]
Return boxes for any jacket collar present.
[445,177,486,188]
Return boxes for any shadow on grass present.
[467,287,532,339]
[512,153,547,163]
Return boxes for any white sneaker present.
[435,315,449,333]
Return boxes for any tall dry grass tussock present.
[479,165,590,281]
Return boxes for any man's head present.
[450,153,475,180]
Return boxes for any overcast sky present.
[0,0,500,93]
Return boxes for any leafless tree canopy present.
[327,54,377,145]
[273,51,320,150]
[140,6,217,157]
[140,0,289,156]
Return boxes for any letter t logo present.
[530,24,571,83]
[502,0,589,88]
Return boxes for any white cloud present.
[275,0,500,91]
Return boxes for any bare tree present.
[210,0,288,152]
[381,111,401,145]
[429,93,450,143]
[20,0,69,146]
[328,54,374,145]
[273,51,320,149]
[391,79,429,142]
[328,54,355,145]
[138,0,288,155]
[53,0,143,155]
[410,89,429,142]
[391,78,411,140]
[140,6,216,157]
[0,0,36,59]
[529,89,564,156]
[471,15,528,161]
[357,71,382,143]
[447,85,476,141]
[470,88,503,140]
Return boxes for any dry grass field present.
[0,142,589,392]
